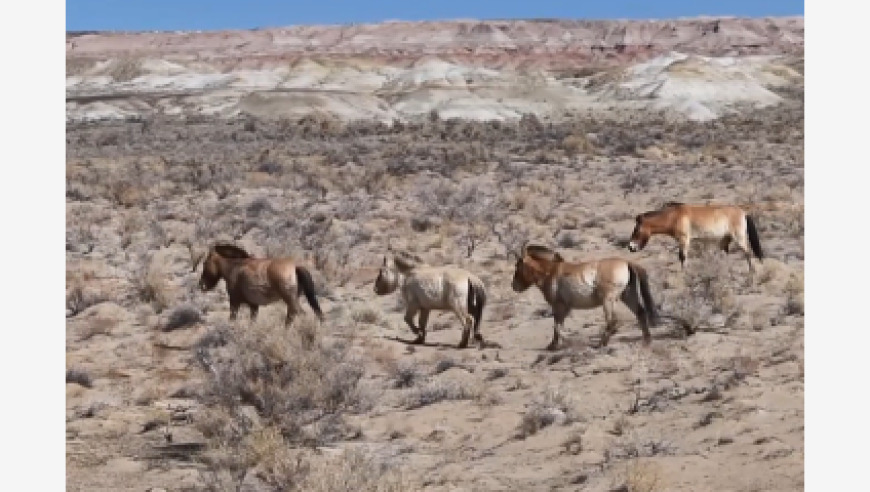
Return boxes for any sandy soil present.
[66,16,803,492]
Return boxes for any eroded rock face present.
[66,17,804,122]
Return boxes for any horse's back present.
[404,265,476,309]
[684,205,746,239]
[553,258,630,307]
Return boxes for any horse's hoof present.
[546,343,560,351]
[412,336,425,345]
[457,343,469,349]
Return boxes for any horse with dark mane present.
[193,243,323,326]
[512,244,660,349]
[628,202,764,271]
[374,252,487,349]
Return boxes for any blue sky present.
[66,0,804,32]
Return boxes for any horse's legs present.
[249,304,259,322]
[548,304,569,351]
[284,304,299,327]
[735,232,755,273]
[454,308,474,349]
[677,235,690,270]
[280,290,302,327]
[472,316,485,349]
[446,296,474,349]
[720,235,732,254]
[599,299,619,347]
[620,288,651,345]
[418,309,430,343]
[229,299,241,322]
[404,305,424,344]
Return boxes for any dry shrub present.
[132,256,172,313]
[211,433,412,492]
[517,387,579,438]
[385,359,421,389]
[66,276,109,317]
[618,460,665,492]
[561,133,597,156]
[108,57,144,82]
[561,430,584,455]
[194,314,388,489]
[403,379,483,409]
[784,272,804,316]
[109,180,146,208]
[663,252,743,333]
[162,304,203,331]
[296,447,410,492]
[66,369,93,388]
[195,313,368,445]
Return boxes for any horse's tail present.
[629,263,660,327]
[467,278,486,336]
[745,215,764,262]
[296,266,324,321]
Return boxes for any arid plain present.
[66,17,804,491]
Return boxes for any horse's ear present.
[635,214,643,223]
[553,252,565,262]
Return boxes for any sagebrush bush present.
[195,315,368,444]
[162,304,203,331]
[517,387,579,438]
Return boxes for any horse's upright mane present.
[636,202,685,221]
[213,243,251,259]
[524,244,565,263]
[393,251,424,273]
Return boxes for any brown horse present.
[374,253,487,349]
[193,243,323,326]
[512,244,660,350]
[628,202,764,271]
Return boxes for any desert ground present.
[66,17,804,491]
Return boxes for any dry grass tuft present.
[194,313,369,458]
[66,278,110,317]
[162,304,203,331]
[517,387,579,438]
[618,460,665,492]
[132,257,173,313]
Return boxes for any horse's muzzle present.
[627,242,638,252]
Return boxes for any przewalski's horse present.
[374,253,487,349]
[628,202,764,271]
[511,244,660,350]
[193,244,324,326]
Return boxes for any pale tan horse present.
[628,202,764,271]
[193,243,323,326]
[374,253,487,349]
[511,244,660,350]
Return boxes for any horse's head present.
[373,256,400,295]
[198,249,223,291]
[511,255,534,292]
[196,243,250,291]
[511,243,555,292]
[628,214,652,252]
